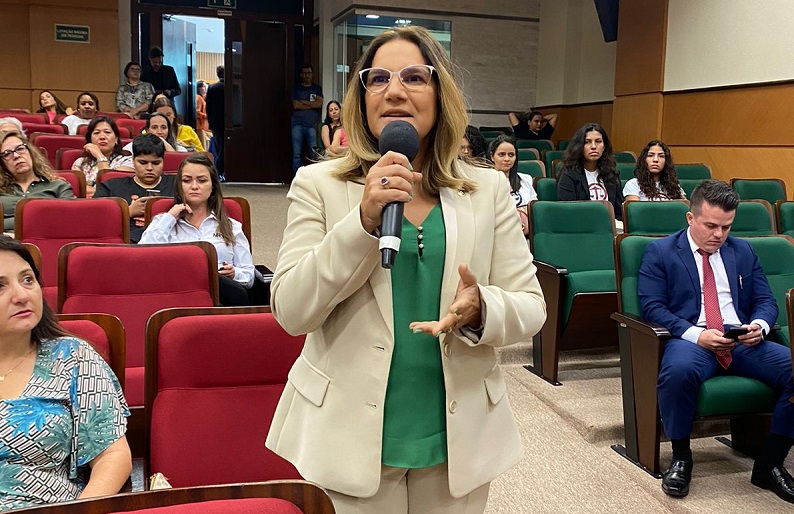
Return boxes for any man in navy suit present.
[638,180,794,503]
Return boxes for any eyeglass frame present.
[358,64,437,94]
[0,143,29,162]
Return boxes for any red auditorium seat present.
[97,111,133,120]
[117,117,146,137]
[29,133,85,167]
[56,313,126,388]
[4,113,47,124]
[21,123,67,135]
[56,148,84,170]
[0,108,31,115]
[15,198,130,306]
[77,123,133,138]
[55,170,87,197]
[145,307,304,487]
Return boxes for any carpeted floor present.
[224,182,794,514]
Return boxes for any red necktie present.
[697,249,732,369]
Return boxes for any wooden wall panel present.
[670,146,794,199]
[0,3,31,91]
[614,0,667,96]
[541,102,614,142]
[663,83,794,146]
[611,93,663,154]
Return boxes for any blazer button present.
[443,343,451,357]
[448,400,457,413]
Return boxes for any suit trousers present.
[327,463,490,514]
[658,338,794,440]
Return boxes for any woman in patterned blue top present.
[0,237,131,510]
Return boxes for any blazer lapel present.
[439,187,474,315]
[721,242,740,308]
[676,230,700,293]
[346,179,395,335]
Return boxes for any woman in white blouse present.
[139,153,254,306]
[623,140,686,201]
[489,134,536,235]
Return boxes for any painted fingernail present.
[408,194,414,201]
[407,163,414,171]
[413,328,422,333]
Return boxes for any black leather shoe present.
[751,466,794,503]
[662,459,692,497]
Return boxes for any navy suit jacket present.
[638,229,777,338]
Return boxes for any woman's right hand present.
[360,151,422,234]
[84,143,104,160]
[167,202,192,219]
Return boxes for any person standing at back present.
[205,65,225,180]
[290,64,323,174]
[141,47,181,100]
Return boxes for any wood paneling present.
[539,102,614,142]
[0,4,31,91]
[197,52,224,85]
[669,146,794,199]
[614,0,667,96]
[663,83,794,146]
[611,93,664,154]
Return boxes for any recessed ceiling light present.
[365,14,380,19]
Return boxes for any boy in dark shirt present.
[508,110,557,140]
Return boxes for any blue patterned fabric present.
[0,337,128,511]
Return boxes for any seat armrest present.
[534,260,569,276]
[611,312,671,339]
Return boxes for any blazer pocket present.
[483,364,507,405]
[288,355,331,407]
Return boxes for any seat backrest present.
[56,148,84,170]
[542,150,564,174]
[617,162,636,181]
[16,198,130,295]
[743,235,794,330]
[678,178,706,199]
[22,123,67,135]
[557,139,569,150]
[517,148,539,161]
[614,234,659,315]
[163,151,200,171]
[777,200,794,237]
[533,177,557,201]
[675,163,712,179]
[96,111,131,120]
[517,139,554,152]
[517,160,545,178]
[622,200,690,235]
[144,197,253,246]
[96,169,135,184]
[29,134,85,167]
[55,170,87,197]
[731,199,775,236]
[614,151,637,164]
[116,118,146,137]
[6,113,47,124]
[56,313,126,388]
[146,307,304,486]
[731,178,787,205]
[530,200,616,272]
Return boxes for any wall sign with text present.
[55,25,90,43]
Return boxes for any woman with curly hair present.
[557,122,624,220]
[623,140,685,201]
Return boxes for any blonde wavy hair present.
[334,26,477,194]
[0,131,58,193]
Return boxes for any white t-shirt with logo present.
[622,178,686,201]
[585,169,608,201]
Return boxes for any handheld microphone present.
[377,120,420,269]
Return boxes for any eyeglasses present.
[0,144,28,161]
[359,65,436,93]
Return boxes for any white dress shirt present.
[140,211,255,288]
[681,229,769,343]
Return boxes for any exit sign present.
[208,0,236,8]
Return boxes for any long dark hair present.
[562,123,619,186]
[145,113,178,149]
[36,90,69,115]
[634,140,683,200]
[151,97,180,135]
[174,154,235,246]
[489,134,520,193]
[465,125,488,158]
[81,116,124,162]
[323,100,342,127]
[0,237,69,343]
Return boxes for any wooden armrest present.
[611,312,671,339]
[534,260,568,276]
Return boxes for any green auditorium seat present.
[614,151,637,164]
[610,234,787,476]
[744,235,794,347]
[534,177,557,201]
[480,130,505,139]
[730,200,775,236]
[678,178,706,199]
[525,200,617,384]
[516,139,554,152]
[517,148,539,161]
[557,139,569,150]
[542,150,564,177]
[776,200,794,237]
[731,178,787,205]
[675,163,712,179]
[617,163,636,181]
[517,160,545,178]
[622,200,690,235]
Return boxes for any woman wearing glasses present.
[0,131,75,233]
[266,26,545,514]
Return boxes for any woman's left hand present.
[409,264,482,337]
[219,261,236,279]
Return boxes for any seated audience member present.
[623,140,686,201]
[36,90,73,123]
[72,116,134,197]
[508,110,557,140]
[557,122,624,221]
[0,131,75,233]
[459,125,488,160]
[115,61,154,119]
[0,237,131,510]
[489,135,536,235]
[122,113,185,153]
[61,92,99,135]
[0,117,25,136]
[140,154,253,306]
[328,124,348,157]
[321,100,342,150]
[151,97,204,152]
[94,134,175,243]
[638,180,794,504]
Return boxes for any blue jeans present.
[292,123,317,172]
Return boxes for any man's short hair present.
[148,47,164,59]
[216,65,224,79]
[690,179,740,214]
[132,133,166,158]
[528,110,544,121]
[301,64,312,71]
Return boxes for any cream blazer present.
[266,159,546,498]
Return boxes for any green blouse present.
[382,202,447,468]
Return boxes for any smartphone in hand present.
[723,326,749,341]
